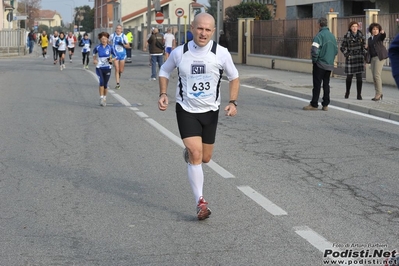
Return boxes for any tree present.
[18,0,42,29]
[206,0,218,22]
[38,24,49,33]
[225,2,271,23]
[74,5,94,33]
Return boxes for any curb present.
[264,84,399,123]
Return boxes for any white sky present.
[40,0,94,24]
[39,0,208,24]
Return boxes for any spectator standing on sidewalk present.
[157,13,239,220]
[147,27,164,80]
[367,23,388,101]
[28,30,36,54]
[389,33,399,88]
[126,29,133,63]
[340,21,366,100]
[303,17,338,111]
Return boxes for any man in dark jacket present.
[28,30,36,54]
[389,33,399,88]
[147,27,164,80]
[303,17,338,111]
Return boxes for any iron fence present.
[244,13,399,68]
[224,22,238,53]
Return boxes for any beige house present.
[2,0,19,30]
[119,0,205,30]
[36,10,62,29]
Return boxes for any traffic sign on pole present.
[175,8,184,17]
[155,12,164,24]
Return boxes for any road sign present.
[175,8,184,17]
[155,12,164,24]
[13,15,27,20]
[7,12,13,22]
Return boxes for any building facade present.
[286,0,399,19]
[36,10,62,29]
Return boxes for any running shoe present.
[85,65,89,69]
[60,65,63,71]
[197,196,211,220]
[99,98,102,106]
[101,98,106,107]
[149,78,156,81]
[183,148,189,163]
[115,84,120,90]
[63,64,66,69]
[83,65,86,69]
[70,59,72,63]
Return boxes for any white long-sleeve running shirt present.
[159,40,239,113]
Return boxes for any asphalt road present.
[0,49,398,266]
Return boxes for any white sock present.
[187,163,204,204]
[100,96,104,99]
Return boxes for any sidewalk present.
[235,64,399,122]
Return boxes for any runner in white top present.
[67,32,77,63]
[157,13,240,220]
[55,32,69,70]
[163,28,176,60]
[50,31,59,64]
[109,25,130,90]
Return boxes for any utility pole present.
[147,0,151,36]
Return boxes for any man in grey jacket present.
[303,17,338,111]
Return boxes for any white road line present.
[237,186,287,216]
[242,84,256,89]
[253,87,399,126]
[145,118,235,178]
[294,226,361,266]
[145,118,184,147]
[207,160,235,178]
[111,93,132,106]
[136,112,148,118]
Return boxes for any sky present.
[40,0,94,24]
[39,0,208,25]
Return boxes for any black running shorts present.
[176,103,219,144]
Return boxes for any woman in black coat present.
[367,23,388,101]
[340,21,366,100]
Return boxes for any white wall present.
[122,0,198,30]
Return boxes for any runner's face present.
[116,26,122,34]
[191,15,215,47]
[100,36,108,45]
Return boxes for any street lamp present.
[76,9,85,35]
[64,4,73,31]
